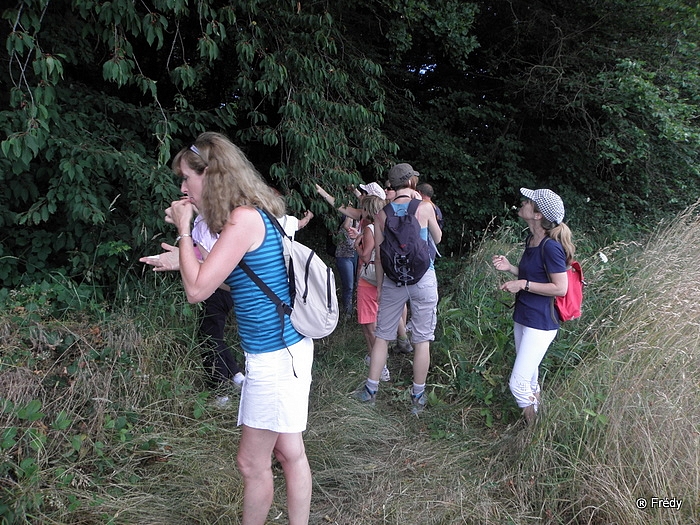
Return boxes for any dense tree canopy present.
[1,0,699,289]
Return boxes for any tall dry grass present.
[514,202,700,524]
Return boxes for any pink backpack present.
[541,239,585,322]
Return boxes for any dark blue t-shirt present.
[513,237,567,330]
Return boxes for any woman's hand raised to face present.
[165,197,194,233]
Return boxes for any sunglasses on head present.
[189,144,208,167]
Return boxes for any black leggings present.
[199,287,242,386]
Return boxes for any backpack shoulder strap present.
[383,198,420,219]
[383,202,396,218]
[258,208,290,240]
[538,237,560,323]
[254,206,295,288]
[239,259,291,343]
[238,210,293,334]
[407,198,421,216]
[539,237,551,278]
[238,258,289,304]
[238,260,292,314]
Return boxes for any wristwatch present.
[524,280,530,292]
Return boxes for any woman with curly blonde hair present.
[167,132,313,525]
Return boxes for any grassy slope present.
[2,204,700,524]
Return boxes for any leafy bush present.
[0,277,214,524]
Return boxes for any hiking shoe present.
[410,391,427,415]
[351,385,377,404]
[395,338,414,354]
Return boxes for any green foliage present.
[0,277,104,321]
[430,233,524,426]
[228,4,399,207]
[1,0,699,296]
[0,278,214,523]
[354,0,700,255]
[0,0,404,288]
[478,0,700,230]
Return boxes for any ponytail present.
[546,222,575,265]
[533,199,576,266]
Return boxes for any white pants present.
[509,322,558,409]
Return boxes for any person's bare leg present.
[273,432,312,525]
[397,308,407,339]
[237,425,277,525]
[361,322,376,355]
[368,338,389,382]
[393,305,414,353]
[411,340,430,385]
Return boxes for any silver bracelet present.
[175,233,192,244]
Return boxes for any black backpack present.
[380,199,434,286]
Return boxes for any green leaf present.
[16,399,44,421]
[1,427,18,450]
[51,410,72,431]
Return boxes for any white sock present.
[366,378,379,393]
[412,383,425,397]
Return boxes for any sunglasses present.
[498,299,515,309]
[188,144,209,169]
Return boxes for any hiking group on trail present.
[343,163,442,416]
[140,131,576,525]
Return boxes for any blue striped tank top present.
[224,209,303,353]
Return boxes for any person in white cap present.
[492,188,576,425]
[315,182,386,316]
[358,182,386,200]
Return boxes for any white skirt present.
[238,337,314,433]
